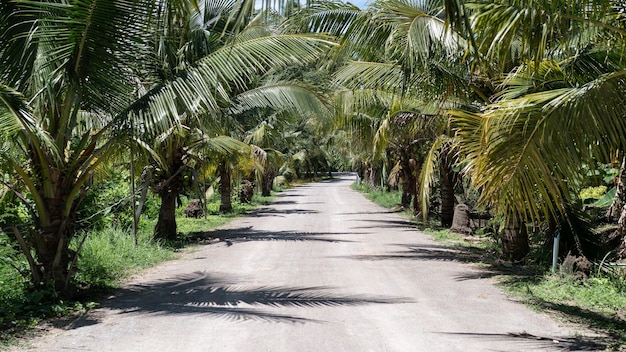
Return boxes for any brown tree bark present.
[261,166,275,197]
[153,148,184,241]
[618,204,626,252]
[607,155,626,221]
[502,215,530,261]
[366,165,379,188]
[219,161,232,213]
[439,154,456,228]
[26,166,81,294]
[400,159,417,209]
[606,155,626,257]
[30,221,74,293]
[154,189,179,240]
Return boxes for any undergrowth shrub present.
[73,228,173,288]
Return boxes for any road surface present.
[9,174,598,351]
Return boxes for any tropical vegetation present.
[2,0,626,346]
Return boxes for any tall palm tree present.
[0,0,155,293]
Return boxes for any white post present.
[551,231,560,273]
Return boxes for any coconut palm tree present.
[326,0,477,225]
[0,0,157,293]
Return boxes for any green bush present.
[76,169,161,232]
[73,228,173,288]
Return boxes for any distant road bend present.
[9,174,598,352]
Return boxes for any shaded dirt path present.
[8,175,598,351]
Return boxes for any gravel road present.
[8,174,599,351]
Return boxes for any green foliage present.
[580,185,608,203]
[72,228,174,289]
[0,235,29,335]
[351,183,402,209]
[74,168,161,231]
[0,232,100,341]
[502,271,626,348]
[0,191,28,231]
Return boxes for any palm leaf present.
[231,82,328,117]
[281,1,361,37]
[452,68,626,223]
[418,135,447,220]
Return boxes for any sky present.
[346,0,370,8]
[256,0,371,11]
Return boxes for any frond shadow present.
[339,245,466,262]
[95,272,412,324]
[248,207,319,217]
[188,227,355,246]
[348,218,417,230]
[438,331,606,351]
[526,299,626,347]
[339,211,397,215]
[268,200,298,205]
[339,243,533,282]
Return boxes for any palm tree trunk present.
[439,156,455,228]
[607,155,626,221]
[618,205,626,250]
[608,156,626,256]
[25,192,77,294]
[261,167,275,197]
[219,161,232,213]
[367,165,379,188]
[502,215,530,261]
[400,159,417,209]
[154,189,179,240]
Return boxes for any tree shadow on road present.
[267,200,298,205]
[346,218,417,230]
[339,243,485,263]
[438,331,606,351]
[511,297,626,350]
[247,207,319,217]
[338,243,621,349]
[187,227,356,246]
[71,272,412,326]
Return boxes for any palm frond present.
[189,132,250,156]
[418,135,447,221]
[468,0,617,69]
[453,68,626,223]
[281,1,361,36]
[334,61,404,91]
[203,34,336,89]
[231,82,328,117]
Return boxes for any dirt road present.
[9,175,598,351]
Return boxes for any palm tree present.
[0,0,155,293]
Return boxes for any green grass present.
[424,228,464,242]
[73,228,175,288]
[502,273,626,349]
[0,227,175,344]
[351,183,403,209]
